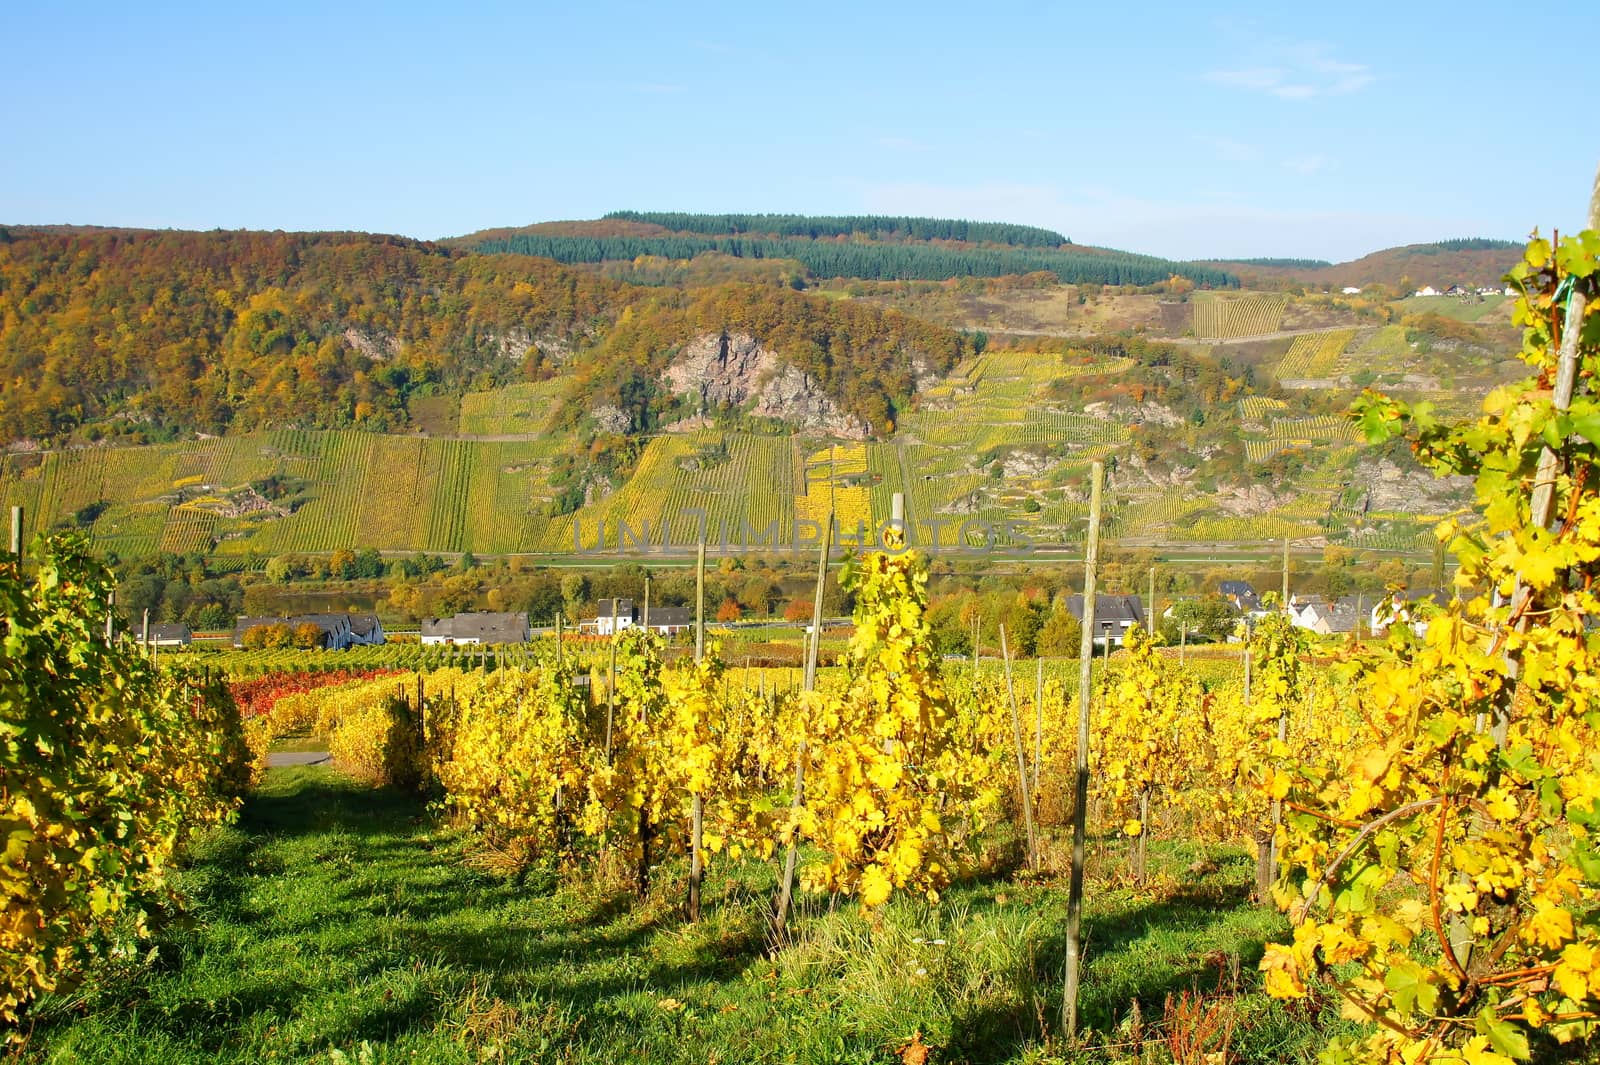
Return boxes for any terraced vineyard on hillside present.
[0,332,1479,560]
[1275,329,1357,382]
[1190,292,1289,339]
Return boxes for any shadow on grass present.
[102,765,778,1056]
[242,765,425,839]
[940,878,1276,1064]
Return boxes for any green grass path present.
[24,769,1337,1064]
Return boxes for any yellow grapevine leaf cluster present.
[0,534,249,1031]
[1093,625,1201,834]
[1265,231,1600,1064]
[435,663,590,858]
[796,550,1000,909]
[1192,606,1322,845]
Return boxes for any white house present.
[590,598,636,636]
[1341,286,1362,295]
[580,599,694,636]
[1414,286,1441,297]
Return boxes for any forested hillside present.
[601,211,1071,246]
[1208,238,1523,290]
[451,218,1240,288]
[0,229,967,445]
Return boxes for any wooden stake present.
[688,794,705,920]
[1147,566,1156,640]
[1000,625,1039,870]
[1136,786,1150,884]
[695,541,705,662]
[1033,656,1044,798]
[775,510,832,940]
[8,505,21,559]
[416,672,426,753]
[1063,461,1103,1039]
[689,542,706,920]
[605,624,617,762]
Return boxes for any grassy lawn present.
[1388,294,1513,323]
[21,768,1343,1064]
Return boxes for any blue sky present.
[4,2,1596,261]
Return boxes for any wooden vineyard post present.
[416,672,427,754]
[643,576,650,632]
[1062,461,1103,1040]
[774,511,831,941]
[554,612,563,667]
[605,616,618,763]
[8,505,21,561]
[1000,626,1040,871]
[1268,706,1289,890]
[1281,538,1290,607]
[1243,631,1252,705]
[1136,786,1151,885]
[1033,656,1044,799]
[688,540,706,922]
[1246,634,1272,899]
[1147,566,1156,642]
[695,540,705,663]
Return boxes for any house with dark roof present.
[586,598,636,636]
[296,614,356,649]
[1218,580,1262,613]
[642,607,694,635]
[1294,600,1357,635]
[148,623,192,647]
[580,600,696,636]
[347,614,385,646]
[421,611,530,646]
[232,613,368,649]
[1063,594,1146,648]
[233,616,285,648]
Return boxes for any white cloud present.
[1206,44,1373,100]
[1195,134,1263,164]
[1282,153,1328,176]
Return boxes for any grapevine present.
[1262,230,1600,1064]
[0,534,248,1029]
[794,548,1000,909]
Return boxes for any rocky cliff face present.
[1082,399,1184,428]
[666,333,778,408]
[1353,457,1472,513]
[342,328,399,361]
[663,332,867,438]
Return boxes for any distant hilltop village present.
[1392,283,1517,299]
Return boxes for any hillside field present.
[0,344,1464,562]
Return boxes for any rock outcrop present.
[1082,399,1184,428]
[1353,457,1471,513]
[663,333,867,438]
[590,405,631,435]
[342,328,400,361]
